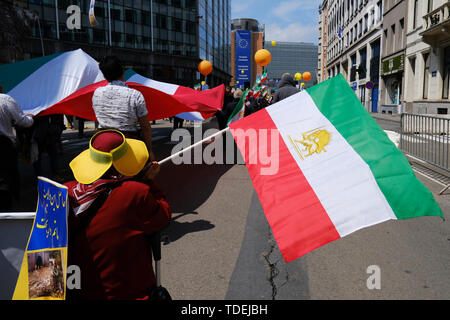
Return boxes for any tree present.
[0,0,34,64]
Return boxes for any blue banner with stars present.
[235,30,251,89]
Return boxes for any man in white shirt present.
[92,56,155,161]
[0,84,34,210]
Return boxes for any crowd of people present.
[216,72,301,130]
[0,54,301,299]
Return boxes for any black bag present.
[148,231,172,301]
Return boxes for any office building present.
[404,0,450,114]
[264,41,318,87]
[379,0,407,114]
[230,18,264,88]
[318,0,329,83]
[2,0,231,88]
[323,0,383,112]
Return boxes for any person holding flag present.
[0,83,34,210]
[92,56,155,161]
[271,73,300,104]
[66,129,172,300]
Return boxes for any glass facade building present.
[11,0,231,87]
[264,41,318,86]
[198,0,230,75]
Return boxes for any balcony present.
[421,1,450,46]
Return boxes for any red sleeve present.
[131,181,172,235]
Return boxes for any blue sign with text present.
[235,30,251,88]
[27,177,68,251]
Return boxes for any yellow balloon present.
[301,83,305,86]
[271,41,276,46]
[254,49,271,67]
[295,72,302,81]
[201,81,205,85]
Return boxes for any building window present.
[413,0,419,29]
[391,24,396,53]
[359,47,367,79]
[364,14,368,33]
[443,47,450,99]
[377,1,382,22]
[423,53,430,99]
[358,19,362,37]
[428,0,434,13]
[399,19,404,48]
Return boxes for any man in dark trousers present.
[0,84,34,210]
[271,74,300,104]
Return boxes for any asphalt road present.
[154,117,450,300]
[7,116,450,300]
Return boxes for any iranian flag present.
[0,49,223,121]
[124,69,224,121]
[229,75,443,262]
[260,70,268,83]
[227,89,249,126]
[0,49,103,115]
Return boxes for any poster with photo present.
[13,177,69,300]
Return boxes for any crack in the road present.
[262,227,289,300]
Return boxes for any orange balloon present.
[254,49,271,67]
[198,60,213,76]
[302,71,312,82]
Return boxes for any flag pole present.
[158,127,230,165]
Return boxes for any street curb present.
[371,114,401,124]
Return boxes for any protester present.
[173,116,184,130]
[215,86,234,130]
[76,117,85,138]
[215,88,242,130]
[66,129,171,300]
[32,114,65,181]
[0,84,34,210]
[223,86,233,108]
[225,89,243,120]
[245,94,269,117]
[271,74,300,104]
[92,56,155,161]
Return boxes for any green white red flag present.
[260,70,268,83]
[227,89,249,126]
[229,75,443,262]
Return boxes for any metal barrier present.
[400,113,450,172]
[400,113,450,193]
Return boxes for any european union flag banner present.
[13,177,68,300]
[235,30,251,88]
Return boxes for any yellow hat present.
[69,129,149,185]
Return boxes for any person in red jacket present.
[65,129,171,300]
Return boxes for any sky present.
[231,0,322,44]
